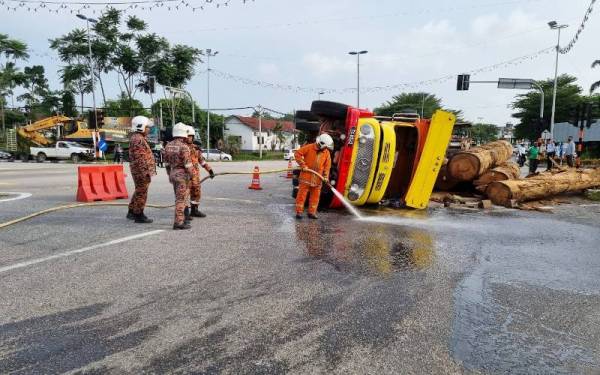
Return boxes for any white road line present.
[0,192,32,203]
[0,230,164,274]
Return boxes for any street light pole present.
[349,50,368,107]
[201,49,218,153]
[548,21,568,138]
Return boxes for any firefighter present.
[127,116,156,223]
[185,125,215,218]
[163,123,195,230]
[294,134,333,220]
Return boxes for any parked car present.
[30,141,95,163]
[204,149,232,161]
[283,148,298,161]
[0,150,13,160]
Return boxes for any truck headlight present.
[348,184,364,201]
[360,125,372,136]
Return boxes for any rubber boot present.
[184,207,192,225]
[191,204,206,218]
[134,212,153,224]
[307,213,319,220]
[295,213,303,220]
[127,209,135,220]
[173,222,191,230]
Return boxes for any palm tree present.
[591,60,600,93]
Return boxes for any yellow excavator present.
[17,115,128,146]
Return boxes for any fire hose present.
[0,168,330,229]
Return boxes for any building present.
[497,123,515,144]
[553,120,600,142]
[224,116,297,151]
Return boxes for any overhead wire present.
[559,0,597,54]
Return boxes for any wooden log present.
[485,169,600,207]
[435,164,460,191]
[474,162,521,187]
[448,140,514,181]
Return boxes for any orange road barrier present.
[248,166,263,190]
[76,165,129,202]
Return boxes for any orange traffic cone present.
[248,166,263,190]
[286,160,294,179]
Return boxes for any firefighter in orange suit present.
[294,134,333,220]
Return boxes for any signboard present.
[97,139,108,152]
[498,78,535,90]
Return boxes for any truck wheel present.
[295,120,321,133]
[295,110,320,122]
[71,154,80,163]
[36,153,47,163]
[310,101,350,119]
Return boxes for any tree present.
[375,92,442,118]
[61,90,77,117]
[512,75,584,141]
[592,60,600,94]
[471,123,499,144]
[17,65,50,118]
[0,33,29,131]
[104,93,149,117]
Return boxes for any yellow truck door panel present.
[405,110,456,209]
[345,118,381,206]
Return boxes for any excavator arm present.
[17,115,73,146]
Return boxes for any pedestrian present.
[294,134,333,220]
[564,136,577,167]
[113,143,123,164]
[545,139,556,170]
[186,125,215,218]
[517,143,527,167]
[528,141,540,175]
[163,123,195,230]
[154,142,164,168]
[127,116,156,223]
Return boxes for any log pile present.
[434,140,600,210]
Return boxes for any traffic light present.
[457,74,470,91]
[96,110,104,128]
[88,110,96,129]
[568,103,583,128]
[585,102,594,129]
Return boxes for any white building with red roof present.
[224,115,297,152]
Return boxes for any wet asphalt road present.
[1,161,600,374]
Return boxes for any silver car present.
[204,149,232,161]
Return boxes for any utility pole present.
[548,21,568,138]
[349,50,368,108]
[77,14,98,157]
[200,49,219,153]
[257,105,263,159]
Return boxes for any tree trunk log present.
[474,162,521,187]
[486,169,600,207]
[435,163,460,191]
[448,140,514,181]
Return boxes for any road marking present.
[0,192,32,203]
[0,230,164,274]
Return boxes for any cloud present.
[302,53,356,76]
[257,62,281,77]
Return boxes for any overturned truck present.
[293,101,456,210]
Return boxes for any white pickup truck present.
[30,141,95,163]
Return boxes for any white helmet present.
[316,133,334,150]
[186,125,195,137]
[131,116,152,132]
[172,122,188,138]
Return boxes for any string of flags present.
[559,0,597,54]
[210,47,556,95]
[0,0,254,14]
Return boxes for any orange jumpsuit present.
[294,143,331,215]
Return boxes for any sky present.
[2,0,599,126]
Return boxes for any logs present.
[474,162,521,187]
[486,169,600,207]
[447,140,514,181]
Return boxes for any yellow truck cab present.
[302,101,456,210]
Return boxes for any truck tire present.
[71,154,80,163]
[36,153,47,163]
[295,120,321,133]
[295,110,319,122]
[310,101,350,119]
